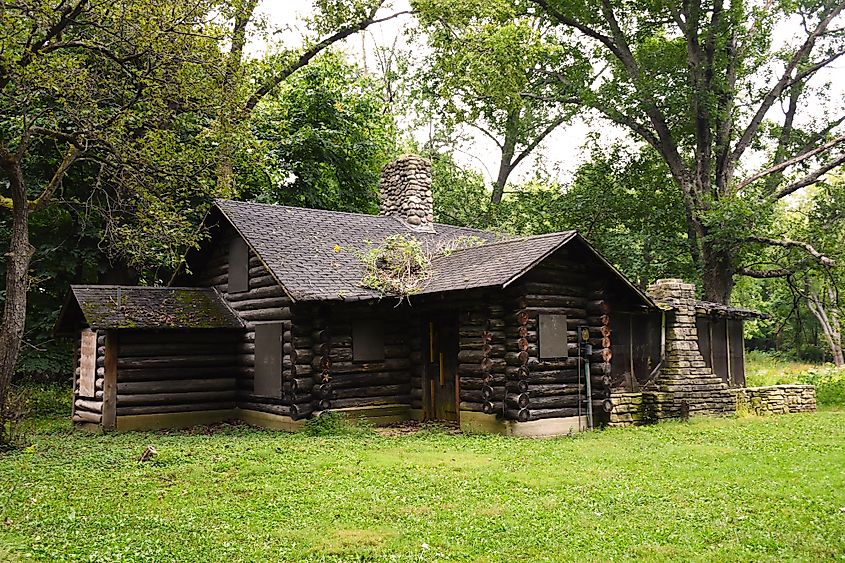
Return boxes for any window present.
[227,237,249,294]
[254,322,283,398]
[353,320,384,362]
[539,314,568,358]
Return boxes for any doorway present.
[425,314,459,421]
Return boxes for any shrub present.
[798,366,845,407]
[301,412,373,437]
[1,384,33,451]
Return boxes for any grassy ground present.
[1,403,844,562]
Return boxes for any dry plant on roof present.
[356,234,487,298]
[358,235,431,298]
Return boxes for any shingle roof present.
[214,199,496,301]
[57,286,243,332]
[422,232,577,294]
[212,199,654,308]
[694,300,767,319]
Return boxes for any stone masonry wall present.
[379,155,435,232]
[644,279,736,418]
[737,385,816,415]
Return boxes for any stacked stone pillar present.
[644,279,735,418]
[378,155,435,232]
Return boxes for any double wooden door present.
[425,315,459,421]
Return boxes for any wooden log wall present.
[113,330,239,416]
[305,302,413,412]
[503,253,614,423]
[195,227,294,415]
[457,302,506,416]
[72,331,104,424]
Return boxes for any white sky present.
[251,1,843,190]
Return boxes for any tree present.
[212,0,409,193]
[412,0,587,205]
[0,0,224,425]
[244,51,398,213]
[529,0,845,303]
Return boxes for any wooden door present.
[426,315,459,421]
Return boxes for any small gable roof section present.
[213,199,495,302]
[55,286,243,335]
[424,232,656,309]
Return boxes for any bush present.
[1,384,33,451]
[798,366,845,407]
[301,412,373,437]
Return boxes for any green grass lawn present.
[1,408,845,562]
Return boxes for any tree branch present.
[243,4,409,111]
[738,133,845,190]
[730,2,845,164]
[773,152,845,198]
[511,115,566,169]
[745,235,836,266]
[29,144,82,213]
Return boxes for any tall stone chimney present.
[379,155,435,232]
[645,278,735,417]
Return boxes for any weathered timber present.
[115,402,235,415]
[117,378,237,394]
[118,390,236,406]
[117,355,239,369]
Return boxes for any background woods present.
[1,0,844,408]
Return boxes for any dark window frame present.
[227,237,249,294]
[353,319,385,362]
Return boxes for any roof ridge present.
[430,230,577,258]
[71,285,213,291]
[213,198,491,235]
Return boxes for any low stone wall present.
[736,385,816,415]
[608,385,816,427]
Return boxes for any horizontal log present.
[519,282,590,296]
[75,399,102,413]
[505,393,530,409]
[118,390,236,406]
[329,384,411,400]
[506,408,530,422]
[73,410,101,424]
[116,343,240,357]
[117,378,237,394]
[322,359,411,375]
[320,371,409,389]
[517,295,585,309]
[525,395,583,409]
[529,407,582,420]
[459,375,507,389]
[119,330,236,345]
[117,367,241,382]
[240,402,292,416]
[229,297,290,312]
[458,401,504,414]
[117,355,240,369]
[115,401,235,416]
[238,308,291,322]
[458,360,506,375]
[225,284,286,302]
[326,396,411,409]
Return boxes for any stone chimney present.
[378,155,435,232]
[644,278,736,418]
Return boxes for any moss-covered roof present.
[57,286,244,332]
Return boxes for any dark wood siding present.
[696,316,712,368]
[195,226,295,416]
[353,320,385,362]
[113,330,239,416]
[729,319,745,387]
[710,318,729,383]
[227,237,249,293]
[501,248,612,423]
[254,322,283,398]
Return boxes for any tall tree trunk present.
[700,243,734,304]
[807,286,845,368]
[0,161,34,407]
[491,112,519,205]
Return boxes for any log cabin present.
[56,155,772,436]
